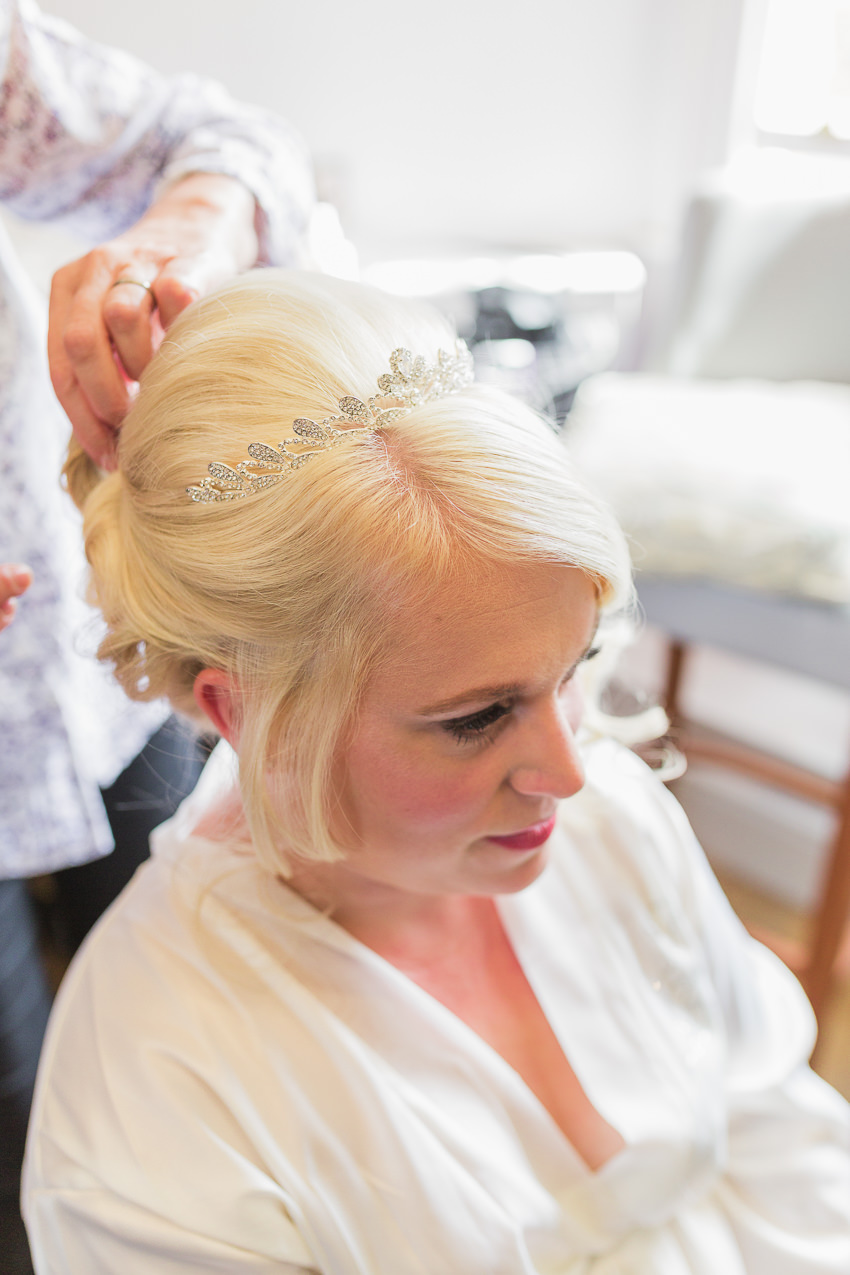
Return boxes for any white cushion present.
[658,152,850,382]
[567,374,850,604]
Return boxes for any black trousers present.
[0,717,208,1275]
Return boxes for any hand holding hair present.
[48,172,260,472]
[0,563,32,632]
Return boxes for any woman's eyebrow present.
[417,683,523,717]
[416,629,601,718]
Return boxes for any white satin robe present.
[23,741,850,1273]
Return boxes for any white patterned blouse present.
[0,0,314,878]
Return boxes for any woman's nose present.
[508,697,586,800]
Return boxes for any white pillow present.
[567,374,850,604]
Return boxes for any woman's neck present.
[191,792,483,957]
[286,854,490,962]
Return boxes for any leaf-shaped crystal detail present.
[292,419,328,441]
[207,462,242,485]
[390,348,413,378]
[247,442,285,466]
[338,396,371,423]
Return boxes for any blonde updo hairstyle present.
[65,270,633,874]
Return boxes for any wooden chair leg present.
[802,767,850,1027]
[657,632,850,1034]
[663,638,688,725]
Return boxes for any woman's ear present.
[193,669,240,745]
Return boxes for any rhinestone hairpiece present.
[186,341,474,503]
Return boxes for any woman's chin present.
[482,841,552,895]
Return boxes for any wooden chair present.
[640,577,850,1027]
[568,151,850,1031]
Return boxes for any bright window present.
[755,0,850,139]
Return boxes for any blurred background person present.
[0,1,314,1270]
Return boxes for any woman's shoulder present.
[34,745,280,1091]
[24,855,317,1269]
[36,828,253,1084]
[25,793,319,1266]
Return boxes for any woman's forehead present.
[371,562,599,709]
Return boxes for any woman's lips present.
[486,814,557,851]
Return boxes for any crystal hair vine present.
[186,341,474,503]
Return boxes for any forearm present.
[128,172,261,279]
[0,1,313,261]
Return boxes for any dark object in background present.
[52,716,210,956]
[470,286,577,422]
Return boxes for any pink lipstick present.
[487,815,556,851]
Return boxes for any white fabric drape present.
[23,741,850,1273]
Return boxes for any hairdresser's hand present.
[49,173,259,471]
[0,564,33,633]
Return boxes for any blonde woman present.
[23,271,850,1274]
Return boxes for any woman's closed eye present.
[442,701,512,744]
[438,646,601,747]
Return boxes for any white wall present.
[46,0,747,263]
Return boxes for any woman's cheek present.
[407,768,498,830]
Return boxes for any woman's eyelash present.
[440,646,600,745]
[443,701,511,742]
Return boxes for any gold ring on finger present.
[111,277,155,295]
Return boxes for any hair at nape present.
[64,269,634,874]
